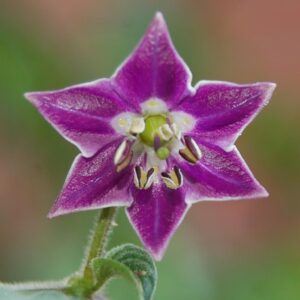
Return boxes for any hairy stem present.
[83,207,117,281]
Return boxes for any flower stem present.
[83,207,117,281]
[66,207,117,298]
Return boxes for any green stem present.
[65,207,117,298]
[83,207,117,281]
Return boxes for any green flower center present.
[140,114,167,146]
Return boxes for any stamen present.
[116,151,133,172]
[134,166,155,189]
[184,136,202,160]
[158,124,173,141]
[171,123,181,140]
[161,167,183,189]
[134,166,140,184]
[174,166,183,186]
[134,166,142,188]
[114,140,128,165]
[144,168,155,189]
[179,136,202,164]
[114,140,133,172]
[179,148,197,164]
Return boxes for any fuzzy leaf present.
[92,244,157,300]
[92,258,140,291]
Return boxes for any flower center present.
[111,99,202,190]
[139,114,167,146]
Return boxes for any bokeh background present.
[1,0,300,299]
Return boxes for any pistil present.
[139,114,167,146]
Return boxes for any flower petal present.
[175,81,276,150]
[113,12,192,109]
[174,140,268,203]
[127,182,189,260]
[48,138,133,218]
[25,79,135,157]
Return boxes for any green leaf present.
[0,284,83,300]
[92,258,140,291]
[92,244,157,300]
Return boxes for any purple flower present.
[25,12,276,260]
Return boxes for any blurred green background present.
[0,0,300,299]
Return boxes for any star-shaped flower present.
[25,12,276,260]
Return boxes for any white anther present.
[134,166,155,190]
[179,136,202,164]
[114,140,127,165]
[161,167,183,190]
[174,167,183,187]
[162,124,173,137]
[171,123,182,140]
[158,124,174,141]
[144,169,155,189]
[162,176,178,189]
[189,137,202,160]
[130,117,145,134]
[133,166,140,188]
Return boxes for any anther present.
[161,166,183,190]
[114,140,128,165]
[116,151,133,172]
[170,123,181,140]
[134,166,155,189]
[114,140,133,172]
[144,168,155,189]
[179,136,202,164]
[158,124,174,141]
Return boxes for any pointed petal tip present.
[268,82,277,89]
[257,187,269,198]
[24,92,37,103]
[24,91,44,107]
[47,213,55,219]
[259,82,276,102]
[47,207,61,219]
[142,243,166,261]
[24,92,31,99]
[262,81,277,93]
[244,185,269,200]
[154,11,164,21]
[151,249,165,261]
[152,11,166,27]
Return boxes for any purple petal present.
[49,138,133,218]
[127,182,189,260]
[175,140,268,203]
[113,12,192,109]
[25,79,135,157]
[175,81,276,150]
